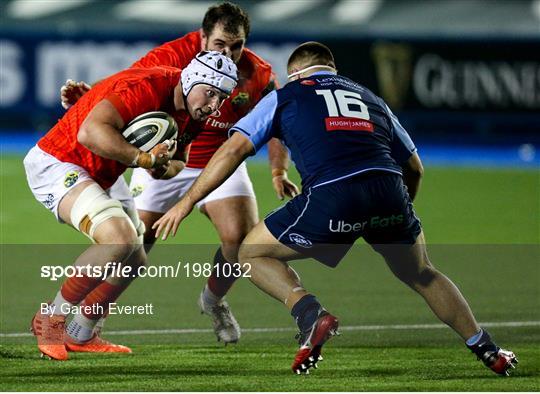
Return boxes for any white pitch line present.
[1,320,539,338]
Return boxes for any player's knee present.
[70,184,142,246]
[414,265,437,287]
[123,206,146,244]
[238,243,254,265]
[127,246,147,271]
[102,220,139,244]
[399,264,437,289]
[138,210,161,251]
[220,227,248,248]
[94,218,141,258]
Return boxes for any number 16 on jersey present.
[316,89,374,132]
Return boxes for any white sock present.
[66,314,97,343]
[94,316,106,333]
[202,285,221,307]
[49,291,73,316]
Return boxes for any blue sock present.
[291,294,322,332]
[466,329,484,346]
[466,328,499,358]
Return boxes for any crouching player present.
[153,42,518,376]
[24,51,238,360]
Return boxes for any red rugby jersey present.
[131,30,277,168]
[38,66,194,189]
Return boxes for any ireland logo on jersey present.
[63,171,79,188]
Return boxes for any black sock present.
[466,329,499,360]
[291,294,322,332]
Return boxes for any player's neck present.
[288,65,337,80]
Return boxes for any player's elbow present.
[77,125,92,148]
[411,162,424,179]
[222,137,253,160]
[78,120,103,152]
[405,152,424,179]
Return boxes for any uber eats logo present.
[329,214,404,232]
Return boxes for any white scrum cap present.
[181,51,238,96]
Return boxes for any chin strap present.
[287,65,337,79]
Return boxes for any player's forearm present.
[268,138,289,173]
[161,160,185,179]
[78,122,139,166]
[184,138,251,206]
[402,152,424,201]
[403,169,422,201]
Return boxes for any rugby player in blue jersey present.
[154,42,518,376]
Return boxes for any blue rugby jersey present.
[230,71,416,189]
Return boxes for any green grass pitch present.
[1,154,539,391]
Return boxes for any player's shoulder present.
[127,65,181,78]
[157,30,201,53]
[238,48,273,82]
[241,48,273,71]
[110,66,181,92]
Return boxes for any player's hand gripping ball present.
[122,111,178,152]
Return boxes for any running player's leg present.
[239,221,306,306]
[129,167,188,251]
[64,246,142,353]
[366,170,519,376]
[373,232,480,339]
[30,178,143,360]
[65,178,144,352]
[196,196,257,343]
[372,233,517,375]
[239,182,349,374]
[239,221,339,374]
[197,163,258,342]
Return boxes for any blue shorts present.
[264,172,422,267]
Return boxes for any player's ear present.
[200,29,208,50]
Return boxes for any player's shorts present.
[264,171,422,267]
[129,161,256,213]
[23,145,134,221]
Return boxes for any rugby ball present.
[122,111,178,152]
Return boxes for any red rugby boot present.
[291,311,339,374]
[30,309,68,361]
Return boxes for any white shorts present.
[129,161,256,213]
[23,145,134,221]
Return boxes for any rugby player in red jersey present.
[60,2,299,344]
[24,52,238,360]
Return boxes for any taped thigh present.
[70,183,136,242]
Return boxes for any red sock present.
[207,248,238,298]
[80,281,129,320]
[60,274,102,304]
